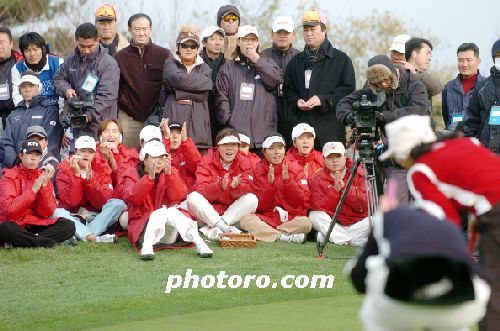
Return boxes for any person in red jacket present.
[240,133,312,243]
[0,140,74,247]
[95,119,138,199]
[379,115,500,330]
[238,132,261,170]
[120,140,212,260]
[160,118,202,191]
[186,128,258,237]
[309,141,369,246]
[284,123,324,179]
[56,136,126,242]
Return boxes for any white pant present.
[309,210,370,244]
[141,207,197,248]
[360,256,491,331]
[186,192,258,227]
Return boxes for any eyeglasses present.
[132,27,151,33]
[179,43,199,50]
[223,15,238,22]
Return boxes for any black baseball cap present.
[21,140,43,154]
[168,121,182,130]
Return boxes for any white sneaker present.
[140,245,155,260]
[279,233,306,244]
[95,234,117,243]
[207,227,223,241]
[196,242,213,258]
[214,219,241,234]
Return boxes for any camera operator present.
[54,23,119,139]
[336,55,428,205]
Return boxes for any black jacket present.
[283,39,355,148]
[463,66,500,154]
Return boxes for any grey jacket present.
[162,55,213,148]
[54,45,119,137]
[215,56,282,148]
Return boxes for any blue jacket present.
[464,66,500,154]
[442,71,485,130]
[1,97,63,167]
[11,55,63,106]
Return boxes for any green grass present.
[0,238,362,331]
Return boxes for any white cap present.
[140,125,162,143]
[75,136,97,151]
[237,25,259,38]
[262,135,285,149]
[139,140,168,161]
[200,26,225,41]
[292,123,316,140]
[218,135,240,145]
[322,141,346,157]
[20,74,41,86]
[389,34,411,54]
[379,115,437,161]
[238,133,251,145]
[272,16,294,33]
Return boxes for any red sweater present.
[408,137,500,226]
[309,159,368,226]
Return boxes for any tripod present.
[316,145,380,258]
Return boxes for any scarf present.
[25,49,48,73]
[304,38,330,70]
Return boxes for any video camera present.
[63,94,95,129]
[351,91,386,160]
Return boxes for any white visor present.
[262,136,285,149]
[218,135,240,145]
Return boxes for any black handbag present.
[144,101,163,127]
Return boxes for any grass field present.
[0,238,363,331]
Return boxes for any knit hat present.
[367,55,399,93]
[176,24,200,45]
[491,39,500,60]
[217,5,240,27]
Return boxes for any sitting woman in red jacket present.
[0,140,74,247]
[160,118,202,191]
[238,132,261,170]
[240,133,312,243]
[121,140,212,260]
[309,142,369,246]
[56,136,126,243]
[186,128,258,238]
[284,123,324,179]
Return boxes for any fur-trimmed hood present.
[367,64,399,94]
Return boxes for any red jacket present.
[164,138,202,192]
[0,164,57,227]
[245,151,261,171]
[253,159,310,228]
[56,158,113,213]
[120,166,187,249]
[309,159,368,226]
[408,137,500,226]
[284,148,324,178]
[94,143,139,199]
[193,148,254,215]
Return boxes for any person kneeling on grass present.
[0,140,75,248]
[186,128,258,240]
[121,140,212,260]
[309,141,369,246]
[238,132,261,170]
[284,123,324,179]
[55,136,125,243]
[161,118,202,192]
[240,133,312,243]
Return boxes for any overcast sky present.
[88,0,500,76]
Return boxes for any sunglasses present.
[223,15,238,22]
[179,43,198,50]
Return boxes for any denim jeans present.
[52,199,126,240]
